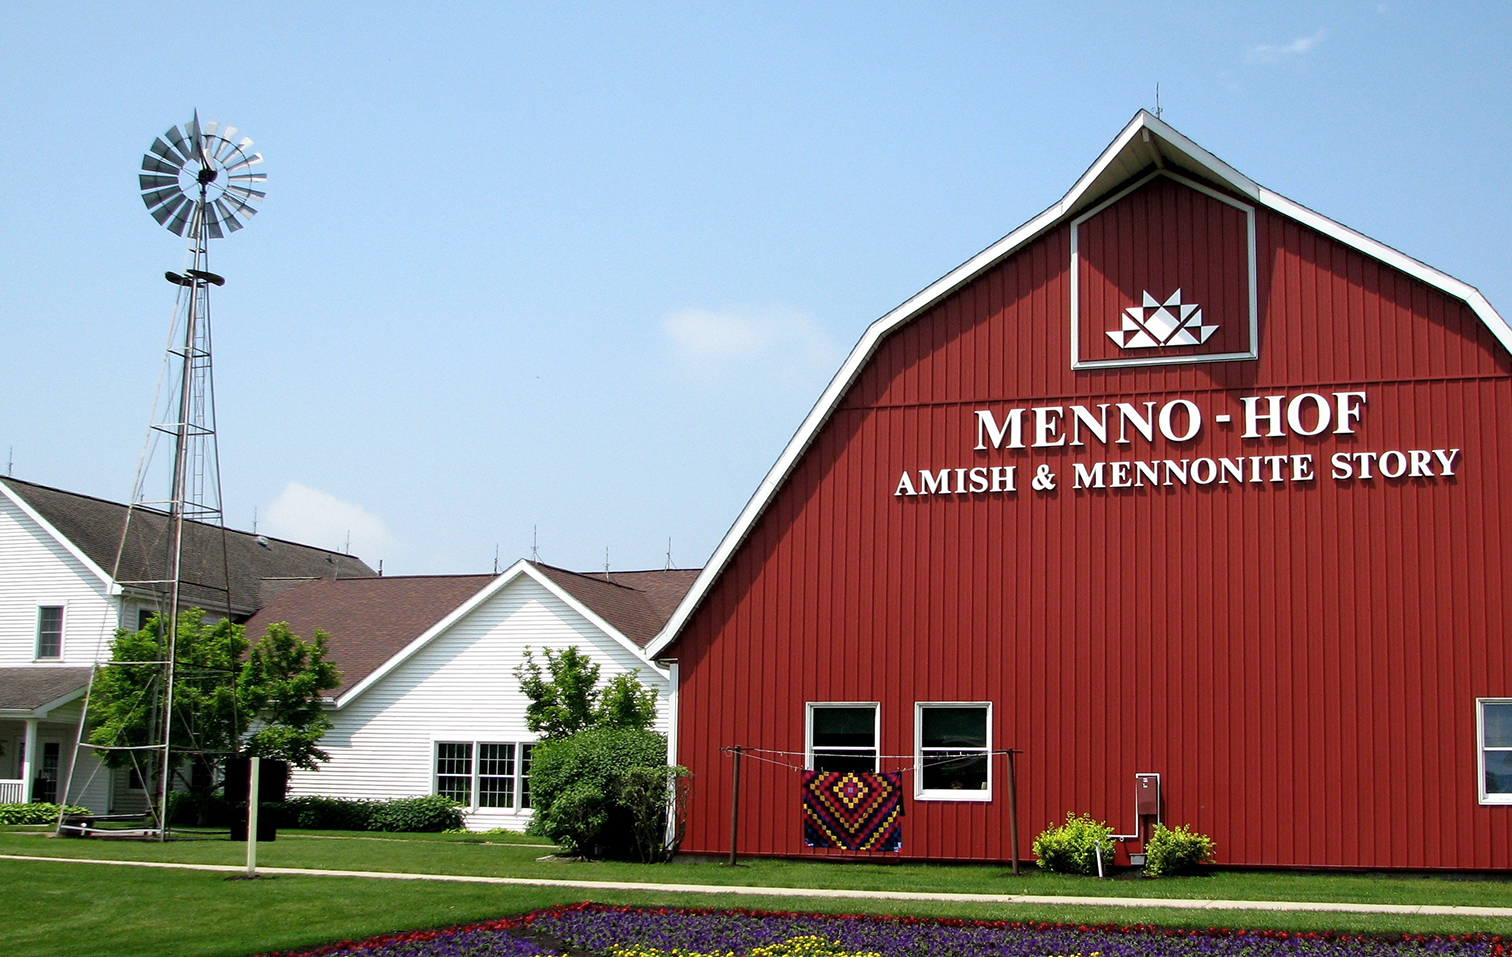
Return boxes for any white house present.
[0,476,374,812]
[242,559,697,831]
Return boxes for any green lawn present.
[3,826,1512,957]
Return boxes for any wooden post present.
[246,757,260,877]
[726,747,742,867]
[1006,749,1021,876]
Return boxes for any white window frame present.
[914,701,993,802]
[805,702,880,773]
[35,605,64,660]
[433,739,536,812]
[1478,698,1512,805]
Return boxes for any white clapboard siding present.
[0,496,120,667]
[288,575,669,832]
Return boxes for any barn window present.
[1479,700,1512,804]
[915,703,991,801]
[35,606,63,659]
[807,703,879,773]
[435,742,473,804]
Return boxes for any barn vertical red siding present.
[670,175,1512,869]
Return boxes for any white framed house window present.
[1479,699,1512,805]
[915,702,992,801]
[36,606,63,659]
[434,740,535,811]
[435,742,473,804]
[806,703,879,773]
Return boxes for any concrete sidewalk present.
[3,852,1509,919]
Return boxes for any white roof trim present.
[0,480,119,595]
[647,109,1512,659]
[334,559,668,709]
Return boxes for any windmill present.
[59,114,265,839]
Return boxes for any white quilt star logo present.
[1107,289,1218,349]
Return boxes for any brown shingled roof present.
[0,667,94,714]
[239,563,701,701]
[2,477,376,617]
[530,563,701,646]
[241,575,495,696]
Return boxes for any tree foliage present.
[86,608,342,821]
[514,646,659,739]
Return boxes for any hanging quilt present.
[801,770,904,852]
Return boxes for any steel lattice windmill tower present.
[61,113,266,838]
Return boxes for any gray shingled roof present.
[2,477,376,617]
[0,667,94,714]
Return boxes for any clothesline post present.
[727,746,743,867]
[1006,748,1021,876]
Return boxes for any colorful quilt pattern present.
[801,770,903,851]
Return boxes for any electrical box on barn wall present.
[1136,773,1160,818]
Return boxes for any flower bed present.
[261,903,1509,957]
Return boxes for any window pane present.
[1486,704,1512,748]
[478,743,515,808]
[478,743,514,777]
[921,751,989,792]
[37,606,63,658]
[1487,750,1512,795]
[520,743,534,809]
[813,750,877,774]
[812,707,875,748]
[436,742,472,804]
[921,707,987,749]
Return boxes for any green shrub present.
[366,795,464,833]
[0,803,90,825]
[1143,822,1216,876]
[527,727,684,861]
[270,795,462,832]
[1032,812,1115,874]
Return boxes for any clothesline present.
[719,745,1019,776]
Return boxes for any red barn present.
[646,111,1512,870]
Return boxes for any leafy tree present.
[513,646,660,739]
[86,608,341,824]
[597,672,659,732]
[238,622,341,767]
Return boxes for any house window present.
[478,743,515,808]
[435,742,473,804]
[915,703,991,800]
[36,606,63,659]
[138,609,155,632]
[435,741,535,811]
[1480,699,1512,804]
[807,703,879,773]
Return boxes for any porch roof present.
[0,667,92,716]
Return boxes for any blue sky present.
[2,2,1508,574]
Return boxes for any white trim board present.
[646,109,1512,661]
[334,559,669,709]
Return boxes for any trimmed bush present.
[1143,822,1216,876]
[0,802,90,825]
[270,795,463,833]
[527,727,682,860]
[367,795,464,833]
[1032,812,1115,874]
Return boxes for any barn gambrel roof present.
[646,109,1512,660]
